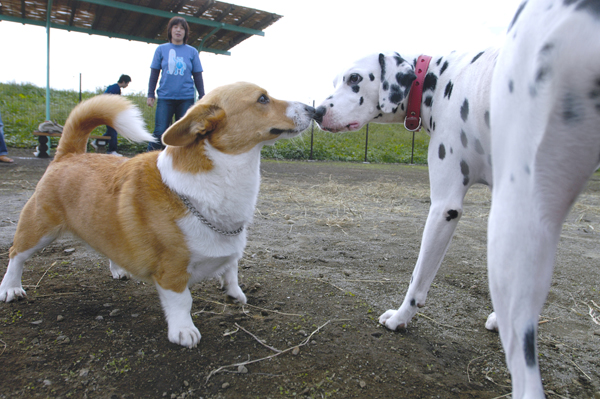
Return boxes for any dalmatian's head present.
[315,52,416,133]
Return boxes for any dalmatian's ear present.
[378,52,417,113]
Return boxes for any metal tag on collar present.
[404,115,422,131]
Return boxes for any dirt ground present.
[1,147,599,399]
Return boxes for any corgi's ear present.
[162,104,226,147]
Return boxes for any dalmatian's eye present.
[348,74,363,85]
[258,94,270,104]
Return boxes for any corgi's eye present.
[258,94,270,104]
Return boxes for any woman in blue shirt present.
[147,16,205,151]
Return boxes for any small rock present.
[359,380,366,388]
[109,309,121,317]
[371,332,383,338]
[222,382,230,389]
[31,338,39,345]
[343,269,352,276]
[79,369,89,377]
[593,330,600,336]
[103,303,112,307]
[238,365,248,374]
[297,330,307,337]
[57,335,70,344]
[292,347,300,356]
[249,283,261,292]
[43,379,52,386]
[183,380,189,387]
[131,313,139,318]
[57,315,64,322]
[95,316,104,321]
[30,320,43,325]
[64,248,75,253]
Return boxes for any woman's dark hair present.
[167,16,189,44]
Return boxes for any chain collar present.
[178,194,244,237]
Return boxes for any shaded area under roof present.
[0,0,282,55]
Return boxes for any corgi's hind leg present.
[1,203,61,302]
[0,234,57,302]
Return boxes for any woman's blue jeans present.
[148,98,195,151]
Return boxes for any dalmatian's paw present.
[485,312,498,332]
[109,260,132,280]
[379,309,409,331]
[0,286,26,302]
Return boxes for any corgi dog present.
[0,82,316,348]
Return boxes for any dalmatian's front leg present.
[380,154,470,330]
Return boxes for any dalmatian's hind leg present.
[489,13,600,394]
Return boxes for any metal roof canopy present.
[0,0,282,119]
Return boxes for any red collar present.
[404,55,432,131]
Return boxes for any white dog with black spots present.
[315,0,600,397]
[316,49,499,328]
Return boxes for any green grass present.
[0,82,429,163]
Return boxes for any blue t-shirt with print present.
[151,43,203,100]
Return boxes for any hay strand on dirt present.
[205,320,331,384]
[234,322,281,353]
[32,261,57,289]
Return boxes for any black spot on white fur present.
[471,51,484,63]
[359,97,364,106]
[484,111,490,128]
[444,81,454,99]
[369,73,375,81]
[475,139,485,155]
[410,299,416,307]
[423,73,438,92]
[508,1,528,32]
[440,61,449,75]
[572,0,600,18]
[509,80,514,93]
[524,325,536,367]
[460,99,469,122]
[460,160,470,186]
[563,93,583,121]
[439,143,446,160]
[389,84,403,104]
[461,130,468,148]
[446,210,458,221]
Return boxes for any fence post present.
[364,123,369,163]
[410,130,415,164]
[310,100,314,160]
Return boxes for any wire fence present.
[1,83,429,163]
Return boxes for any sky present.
[0,0,522,106]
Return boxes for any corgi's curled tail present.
[54,94,155,161]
